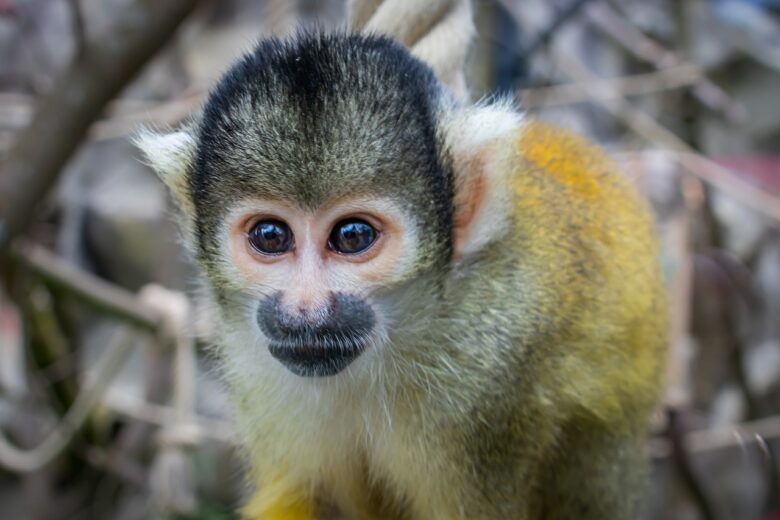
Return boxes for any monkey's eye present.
[248,220,294,255]
[329,219,377,255]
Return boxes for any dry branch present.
[12,243,161,331]
[520,0,595,57]
[0,0,201,251]
[585,1,746,123]
[0,328,135,472]
[552,50,780,225]
[66,0,87,57]
[0,89,205,143]
[518,64,701,108]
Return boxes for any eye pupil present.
[330,219,377,254]
[249,220,293,254]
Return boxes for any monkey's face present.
[218,196,421,377]
[174,35,456,378]
[136,34,519,380]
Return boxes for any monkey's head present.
[136,33,520,379]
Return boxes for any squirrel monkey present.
[136,33,666,520]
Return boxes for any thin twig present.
[668,409,720,520]
[0,327,135,472]
[137,285,200,445]
[518,64,701,108]
[104,392,236,444]
[616,150,780,225]
[685,415,780,456]
[0,89,204,143]
[12,243,161,332]
[0,0,202,251]
[585,0,746,123]
[552,50,780,225]
[520,0,596,57]
[662,176,700,409]
[66,0,87,57]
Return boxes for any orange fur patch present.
[517,120,606,200]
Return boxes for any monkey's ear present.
[133,128,197,217]
[445,103,522,259]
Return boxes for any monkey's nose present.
[257,293,333,339]
[255,291,376,377]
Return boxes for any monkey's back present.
[507,119,667,428]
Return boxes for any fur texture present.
[135,32,666,519]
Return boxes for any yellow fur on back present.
[512,120,666,425]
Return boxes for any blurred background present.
[0,0,779,518]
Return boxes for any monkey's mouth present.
[268,339,368,377]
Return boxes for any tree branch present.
[66,0,87,57]
[0,0,201,251]
[520,0,596,57]
[12,243,161,332]
[585,1,746,123]
[517,64,701,108]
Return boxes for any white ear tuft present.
[443,100,523,159]
[442,101,524,259]
[134,128,195,183]
[134,128,196,215]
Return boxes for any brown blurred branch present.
[12,243,161,331]
[518,64,702,108]
[66,0,86,57]
[663,176,701,409]
[650,414,780,458]
[585,1,746,123]
[0,89,205,143]
[520,0,595,57]
[0,0,201,251]
[667,409,719,520]
[0,327,135,472]
[552,50,780,225]
[617,150,780,225]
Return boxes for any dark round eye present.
[248,219,293,255]
[329,219,377,255]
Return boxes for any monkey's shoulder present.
[500,117,665,334]
[500,120,666,419]
[506,118,655,239]
[512,119,632,196]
